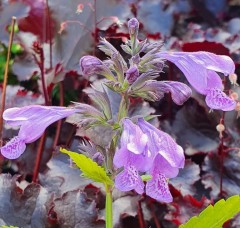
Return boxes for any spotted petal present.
[114,165,144,194]
[146,173,172,203]
[1,136,26,159]
[205,88,236,111]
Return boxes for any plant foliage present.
[180,195,240,228]
[60,148,113,186]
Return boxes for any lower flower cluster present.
[113,118,184,202]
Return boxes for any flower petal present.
[121,119,148,155]
[206,70,223,90]
[156,51,235,94]
[3,105,76,126]
[1,136,26,159]
[152,155,180,178]
[146,173,172,203]
[113,147,154,172]
[138,118,185,168]
[155,81,192,105]
[3,105,77,143]
[114,165,144,194]
[205,88,236,111]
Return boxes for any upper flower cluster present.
[114,118,184,202]
[79,18,237,111]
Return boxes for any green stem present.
[105,185,113,228]
[117,93,129,122]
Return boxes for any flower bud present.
[79,56,115,81]
[216,123,225,138]
[76,4,84,14]
[128,18,139,35]
[80,56,102,75]
[229,73,238,85]
[235,102,240,118]
[58,22,67,34]
[126,66,139,84]
[230,92,239,101]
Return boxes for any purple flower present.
[137,118,184,169]
[156,51,236,111]
[128,18,139,35]
[131,80,192,105]
[126,66,139,84]
[113,118,184,202]
[138,118,184,202]
[1,105,77,159]
[113,119,153,194]
[79,56,115,81]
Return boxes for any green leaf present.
[180,195,240,228]
[60,148,113,186]
[1,226,19,228]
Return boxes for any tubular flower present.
[113,118,185,203]
[1,105,78,159]
[156,51,236,111]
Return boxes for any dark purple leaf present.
[202,151,240,199]
[170,99,219,155]
[0,1,30,43]
[165,194,211,226]
[39,151,92,197]
[0,174,40,227]
[170,160,200,196]
[50,190,103,228]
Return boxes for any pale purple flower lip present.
[156,51,236,111]
[1,105,77,159]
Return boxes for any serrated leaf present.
[180,195,240,228]
[60,148,113,186]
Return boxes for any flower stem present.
[33,132,46,182]
[93,0,97,56]
[105,185,113,228]
[52,82,64,149]
[0,16,16,171]
[219,113,225,197]
[0,17,16,147]
[137,197,145,228]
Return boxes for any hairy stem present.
[105,184,113,228]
